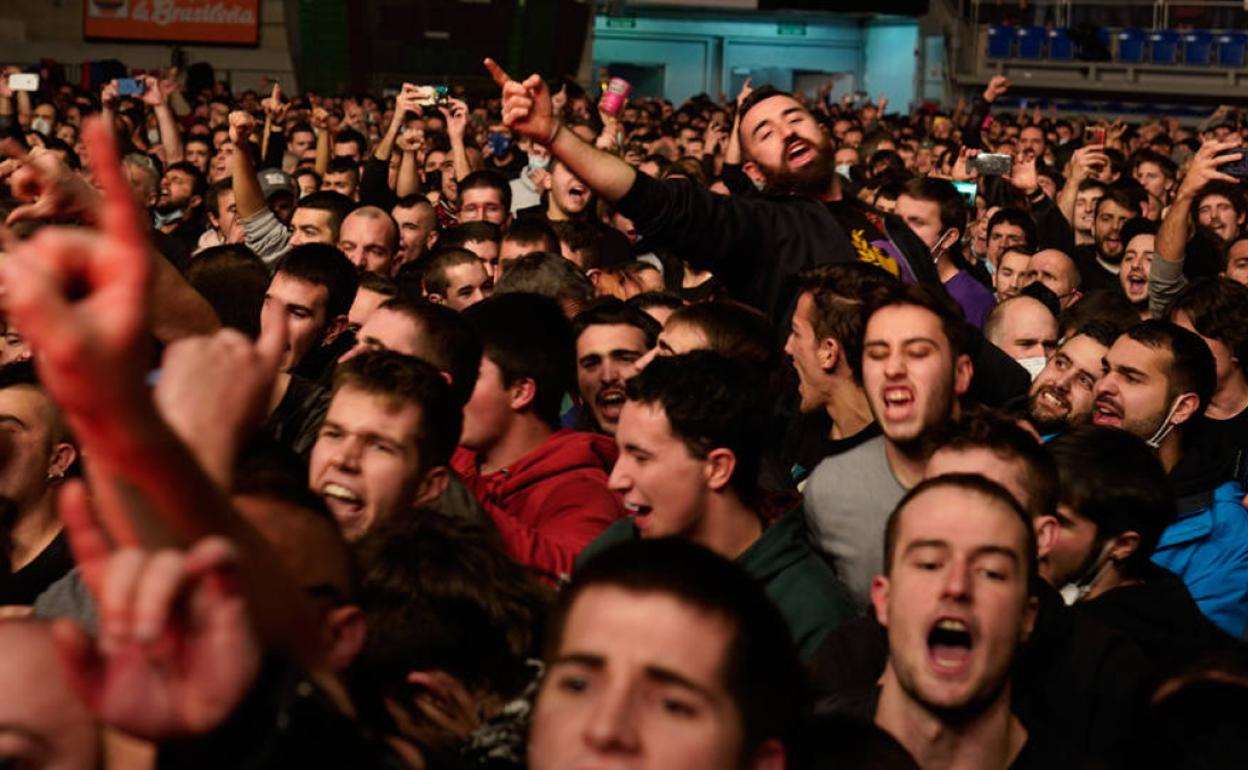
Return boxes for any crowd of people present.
[1,53,1248,769]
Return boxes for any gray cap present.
[258,168,296,200]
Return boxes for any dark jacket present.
[578,508,854,659]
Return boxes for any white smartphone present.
[7,73,39,92]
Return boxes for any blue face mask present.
[487,132,512,157]
[526,153,550,172]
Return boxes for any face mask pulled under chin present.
[835,162,853,179]
[1144,397,1184,449]
[1059,541,1116,605]
[31,117,53,136]
[1017,356,1047,380]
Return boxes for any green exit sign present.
[606,17,637,29]
[778,22,807,36]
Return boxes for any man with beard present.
[867,475,1078,769]
[155,160,208,254]
[572,299,659,436]
[1073,187,1140,293]
[486,61,936,326]
[1091,321,1248,637]
[1023,321,1120,437]
[1119,219,1156,318]
[804,284,972,608]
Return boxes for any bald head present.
[339,206,399,275]
[1028,249,1082,308]
[985,296,1059,363]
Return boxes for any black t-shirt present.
[1072,244,1121,294]
[0,531,73,606]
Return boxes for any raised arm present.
[723,77,752,166]
[487,58,637,203]
[228,110,267,219]
[311,107,331,177]
[141,75,183,164]
[1056,144,1109,226]
[441,97,473,182]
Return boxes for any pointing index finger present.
[484,58,510,88]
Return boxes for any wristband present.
[543,120,563,147]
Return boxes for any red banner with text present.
[85,0,259,45]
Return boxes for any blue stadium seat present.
[1016,26,1046,59]
[1217,31,1248,67]
[1117,28,1146,63]
[1048,28,1075,60]
[1149,30,1180,64]
[988,25,1014,58]
[1183,31,1214,65]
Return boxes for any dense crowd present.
[1,54,1247,769]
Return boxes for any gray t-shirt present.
[243,207,293,266]
[803,433,906,609]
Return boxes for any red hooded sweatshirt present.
[452,429,625,581]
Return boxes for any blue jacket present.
[1152,480,1248,638]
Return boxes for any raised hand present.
[228,110,256,148]
[139,75,165,107]
[310,107,330,133]
[0,118,151,433]
[983,75,1010,104]
[154,307,287,488]
[439,97,469,143]
[261,83,288,124]
[50,480,262,740]
[1067,143,1111,183]
[1009,152,1039,195]
[0,138,103,225]
[736,76,753,110]
[485,58,559,145]
[1176,138,1242,200]
[101,79,120,109]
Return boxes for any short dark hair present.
[737,85,791,128]
[355,510,550,700]
[422,247,486,297]
[549,220,602,270]
[1048,426,1175,579]
[295,191,357,242]
[987,207,1038,251]
[1124,320,1217,418]
[356,271,398,298]
[331,350,461,468]
[572,297,661,348]
[464,293,576,428]
[502,218,559,255]
[165,160,208,202]
[440,221,502,250]
[333,128,368,158]
[458,169,512,213]
[885,473,1038,583]
[901,176,967,235]
[797,262,898,382]
[326,156,360,180]
[205,177,232,220]
[1193,180,1247,221]
[369,298,481,407]
[868,281,968,360]
[186,244,269,338]
[494,252,595,310]
[666,301,777,372]
[1167,277,1248,378]
[1096,185,1144,218]
[1131,149,1177,181]
[558,538,807,756]
[933,407,1058,521]
[1059,290,1140,342]
[274,243,359,321]
[626,291,685,316]
[625,351,768,504]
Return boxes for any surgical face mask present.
[835,162,853,179]
[1144,396,1184,449]
[1059,540,1116,605]
[147,128,162,145]
[527,153,550,172]
[31,117,52,136]
[931,228,956,264]
[1017,356,1047,380]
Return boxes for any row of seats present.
[987,25,1248,67]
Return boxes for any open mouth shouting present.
[1123,271,1148,300]
[1030,385,1070,419]
[625,501,654,531]
[880,385,916,423]
[595,386,628,424]
[321,480,365,524]
[1091,394,1123,427]
[928,616,975,677]
[565,182,589,208]
[784,138,814,168]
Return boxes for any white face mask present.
[147,128,162,145]
[1017,356,1048,380]
[527,153,550,171]
[1060,540,1117,605]
[835,162,853,179]
[1144,396,1184,449]
[31,117,52,136]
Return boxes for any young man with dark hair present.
[457,169,511,227]
[1092,320,1248,636]
[345,271,397,335]
[155,160,208,253]
[309,350,461,542]
[439,221,502,278]
[895,177,995,328]
[985,208,1037,272]
[322,157,361,200]
[1074,186,1140,293]
[805,283,972,607]
[1023,319,1122,437]
[422,247,493,311]
[494,251,596,319]
[332,128,368,163]
[868,474,1072,769]
[499,218,560,277]
[453,293,624,580]
[264,243,360,375]
[1167,277,1248,451]
[532,538,807,770]
[579,352,852,658]
[571,298,659,437]
[783,262,896,483]
[391,194,439,271]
